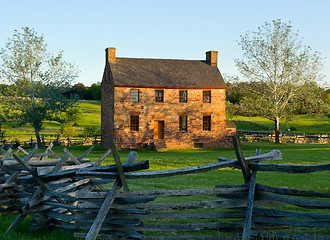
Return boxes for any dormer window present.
[155,90,164,102]
[130,89,139,102]
[179,90,187,103]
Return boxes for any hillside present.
[230,114,330,134]
[1,100,101,142]
[1,100,329,142]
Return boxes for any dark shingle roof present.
[109,57,226,88]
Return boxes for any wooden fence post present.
[232,134,251,184]
[109,138,129,192]
[84,146,138,240]
[242,149,260,240]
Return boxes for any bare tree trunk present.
[34,126,42,148]
[274,117,280,144]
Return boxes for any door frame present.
[154,120,164,139]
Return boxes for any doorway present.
[154,121,164,139]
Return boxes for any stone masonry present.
[101,48,236,149]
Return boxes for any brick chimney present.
[206,51,218,66]
[105,47,116,63]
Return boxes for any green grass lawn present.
[230,114,330,134]
[2,100,101,142]
[77,100,101,127]
[1,142,328,239]
[2,99,329,142]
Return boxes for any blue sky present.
[0,0,329,87]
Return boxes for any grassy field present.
[1,142,329,239]
[230,114,330,134]
[2,99,330,142]
[2,100,101,142]
[1,101,329,238]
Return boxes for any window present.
[130,115,139,131]
[179,90,187,103]
[179,116,188,131]
[203,116,211,131]
[203,90,211,103]
[155,90,164,102]
[130,89,139,102]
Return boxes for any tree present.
[0,27,79,147]
[65,82,92,100]
[235,20,325,143]
[89,82,101,100]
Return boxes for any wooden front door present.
[154,121,164,139]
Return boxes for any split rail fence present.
[0,135,329,240]
[238,130,330,144]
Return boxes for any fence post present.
[232,134,251,184]
[242,149,260,240]
[109,138,129,192]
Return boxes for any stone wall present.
[112,87,235,149]
[100,63,114,148]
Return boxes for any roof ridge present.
[117,57,205,62]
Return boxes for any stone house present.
[101,48,236,149]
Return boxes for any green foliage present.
[230,114,330,134]
[0,124,6,142]
[89,82,101,100]
[235,20,326,142]
[65,82,101,100]
[83,126,100,138]
[325,89,330,105]
[0,27,79,147]
[51,105,82,126]
[61,122,77,139]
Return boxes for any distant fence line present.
[0,136,101,149]
[238,130,330,144]
[1,131,329,150]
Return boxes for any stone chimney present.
[105,47,116,63]
[206,51,218,66]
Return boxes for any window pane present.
[179,90,187,103]
[179,116,187,131]
[130,89,139,102]
[203,116,211,131]
[130,115,139,131]
[203,90,211,103]
[155,90,164,102]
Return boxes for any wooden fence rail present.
[237,130,330,144]
[1,136,101,150]
[1,136,329,239]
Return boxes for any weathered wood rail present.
[1,136,329,239]
[0,143,98,231]
[0,136,101,150]
[238,130,330,144]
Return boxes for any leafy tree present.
[0,105,6,143]
[89,82,101,100]
[0,27,79,147]
[325,89,330,105]
[65,82,92,100]
[235,20,325,143]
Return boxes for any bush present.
[83,126,100,138]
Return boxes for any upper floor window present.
[203,90,211,103]
[155,90,164,103]
[130,115,139,131]
[130,89,139,102]
[179,116,188,131]
[203,115,211,131]
[179,90,187,103]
